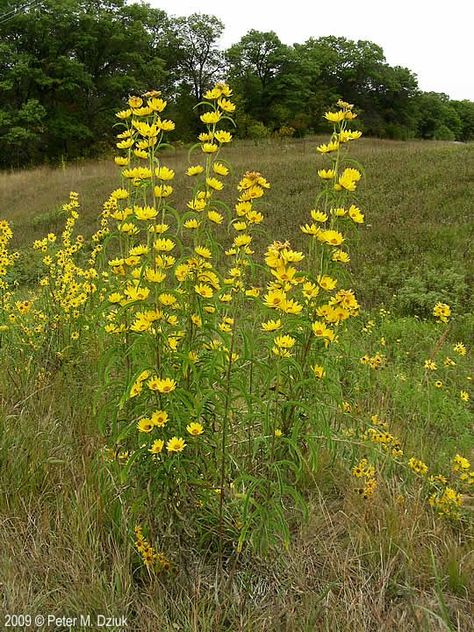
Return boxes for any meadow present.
[0,96,472,632]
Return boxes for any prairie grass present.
[2,137,473,314]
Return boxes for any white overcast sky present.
[149,0,474,101]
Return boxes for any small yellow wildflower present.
[261,319,282,332]
[453,342,467,356]
[147,377,177,394]
[151,410,168,427]
[186,165,204,176]
[408,457,428,475]
[311,365,325,379]
[433,302,451,323]
[166,437,186,453]
[149,439,165,454]
[137,418,154,433]
[186,422,204,436]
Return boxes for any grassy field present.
[1,137,473,316]
[0,136,473,631]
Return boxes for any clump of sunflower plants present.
[0,86,471,576]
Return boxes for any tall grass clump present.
[89,87,471,572]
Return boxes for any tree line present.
[1,0,473,168]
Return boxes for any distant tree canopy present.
[0,0,472,168]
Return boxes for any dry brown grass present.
[0,363,472,630]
